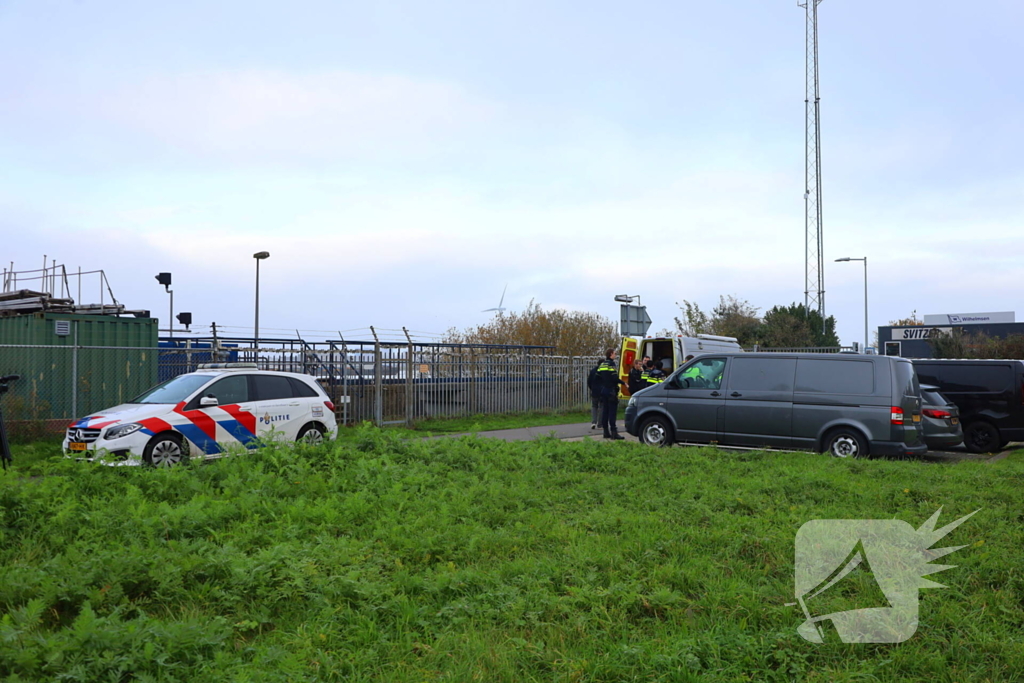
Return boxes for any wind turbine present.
[482,284,507,313]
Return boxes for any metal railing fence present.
[159,338,598,427]
[1,340,599,437]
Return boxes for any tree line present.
[445,295,843,357]
[674,296,840,348]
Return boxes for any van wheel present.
[640,416,673,447]
[143,433,189,467]
[964,422,1000,453]
[824,428,868,459]
[297,423,326,445]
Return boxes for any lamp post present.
[835,257,868,352]
[253,251,270,346]
[614,294,641,307]
[155,272,172,340]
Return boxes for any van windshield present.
[130,374,212,404]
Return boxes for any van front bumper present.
[871,441,928,458]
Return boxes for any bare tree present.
[673,300,711,337]
[444,301,619,356]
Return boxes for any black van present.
[625,353,927,458]
[912,359,1024,452]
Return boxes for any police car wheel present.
[825,428,868,459]
[143,433,189,467]
[640,416,673,447]
[297,424,325,445]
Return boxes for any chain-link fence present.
[0,344,159,439]
[1,340,599,438]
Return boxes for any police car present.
[63,364,337,466]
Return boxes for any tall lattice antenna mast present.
[799,0,825,318]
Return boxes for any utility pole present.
[800,0,825,319]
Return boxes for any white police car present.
[63,364,337,466]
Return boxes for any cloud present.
[4,69,502,166]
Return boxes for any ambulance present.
[63,364,337,466]
[617,334,742,397]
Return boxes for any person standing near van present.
[586,360,602,429]
[628,359,646,395]
[641,358,656,387]
[597,348,626,439]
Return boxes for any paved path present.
[428,422,1022,462]
[429,422,629,442]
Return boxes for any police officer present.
[642,359,656,387]
[627,359,646,395]
[596,348,626,439]
[586,361,602,429]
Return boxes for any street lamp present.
[253,251,270,345]
[614,294,642,307]
[835,257,868,352]
[155,272,173,340]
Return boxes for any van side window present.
[728,358,795,392]
[915,365,1009,393]
[796,359,873,394]
[681,358,726,390]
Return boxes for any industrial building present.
[878,311,1021,358]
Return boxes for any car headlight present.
[627,396,636,407]
[104,423,143,440]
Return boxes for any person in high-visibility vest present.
[680,355,701,379]
[596,348,626,439]
[628,359,646,395]
[641,359,656,387]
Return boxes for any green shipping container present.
[0,313,159,430]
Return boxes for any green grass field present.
[1,427,1021,682]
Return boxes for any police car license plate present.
[951,417,959,425]
[69,442,87,452]
[912,414,921,423]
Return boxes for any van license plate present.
[69,442,87,452]
[951,417,959,425]
[912,414,921,423]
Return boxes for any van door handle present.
[731,392,742,397]
[710,391,721,397]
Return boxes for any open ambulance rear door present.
[617,337,639,398]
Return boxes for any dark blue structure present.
[879,322,1024,358]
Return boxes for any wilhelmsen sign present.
[923,311,1015,326]
[891,327,951,340]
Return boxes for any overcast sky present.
[2,0,1022,347]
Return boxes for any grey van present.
[624,353,927,458]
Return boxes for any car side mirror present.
[200,395,219,407]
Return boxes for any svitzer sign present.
[890,327,952,340]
